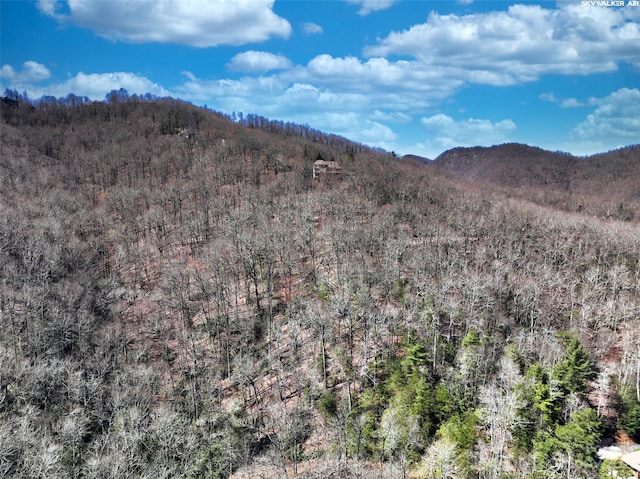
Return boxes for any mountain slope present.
[432,142,640,220]
[433,143,574,186]
[1,98,640,479]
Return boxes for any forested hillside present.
[433,143,640,221]
[1,96,640,479]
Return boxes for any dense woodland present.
[1,94,640,479]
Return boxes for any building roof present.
[313,160,341,169]
[622,450,640,472]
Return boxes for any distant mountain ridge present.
[429,143,640,218]
[433,143,578,189]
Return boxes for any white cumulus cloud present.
[539,93,586,108]
[301,22,323,35]
[28,72,172,101]
[371,110,412,123]
[38,0,291,47]
[0,61,51,83]
[299,54,461,104]
[174,70,400,149]
[364,4,640,85]
[227,51,292,73]
[560,98,586,108]
[421,114,517,153]
[571,88,640,145]
[539,92,557,103]
[346,0,397,16]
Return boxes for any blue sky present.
[1,0,639,158]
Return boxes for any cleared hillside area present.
[1,98,640,479]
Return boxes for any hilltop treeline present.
[1,98,639,479]
[2,88,378,158]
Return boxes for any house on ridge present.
[313,160,342,180]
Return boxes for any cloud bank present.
[346,0,397,16]
[37,0,291,47]
[421,114,517,152]
[301,22,323,35]
[0,65,171,101]
[1,61,51,84]
[364,4,640,84]
[227,52,293,73]
[571,88,640,144]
